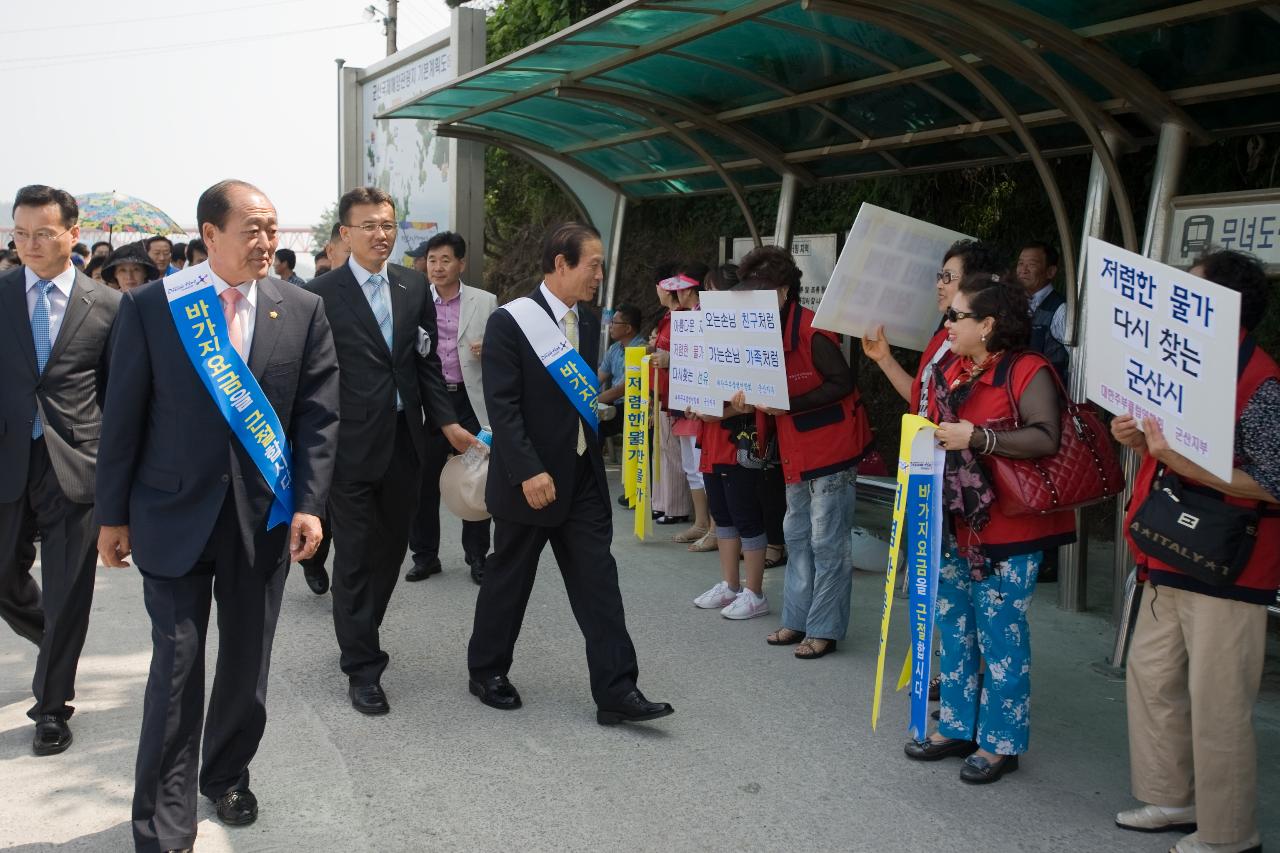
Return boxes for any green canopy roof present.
[383,0,1280,200]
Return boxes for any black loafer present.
[655,514,689,525]
[213,788,258,826]
[349,682,390,715]
[470,675,522,710]
[903,737,978,762]
[302,564,329,595]
[32,714,72,756]
[960,753,1019,784]
[466,555,485,586]
[597,689,674,725]
[405,558,442,582]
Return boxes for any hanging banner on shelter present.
[634,354,654,540]
[623,346,645,507]
[872,415,944,734]
[814,204,973,352]
[1083,237,1241,482]
[731,234,838,312]
[699,290,790,411]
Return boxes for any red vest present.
[1125,336,1280,597]
[929,350,1076,558]
[909,325,954,417]
[698,411,771,474]
[774,303,873,485]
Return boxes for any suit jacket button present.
[221,474,230,483]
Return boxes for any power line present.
[0,0,311,36]
[0,22,368,71]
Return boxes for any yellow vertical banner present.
[623,347,644,507]
[634,354,654,540]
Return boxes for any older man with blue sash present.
[466,222,673,726]
[96,180,339,853]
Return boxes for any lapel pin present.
[269,311,279,319]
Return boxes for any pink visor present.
[658,274,700,291]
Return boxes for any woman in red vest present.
[906,273,1074,784]
[735,247,872,658]
[862,239,1005,418]
[648,263,693,525]
[1112,250,1279,853]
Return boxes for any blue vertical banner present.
[905,437,944,741]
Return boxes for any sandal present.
[672,525,708,544]
[766,628,806,646]
[764,545,787,569]
[688,531,718,552]
[794,638,837,659]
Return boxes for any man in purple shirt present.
[407,232,498,585]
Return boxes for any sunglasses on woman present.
[944,307,983,323]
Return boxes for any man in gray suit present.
[0,185,121,756]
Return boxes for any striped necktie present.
[364,273,392,349]
[563,310,586,456]
[31,279,54,439]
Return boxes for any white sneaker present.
[1171,831,1261,853]
[721,589,769,620]
[1115,803,1197,833]
[693,581,739,609]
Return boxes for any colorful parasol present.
[73,191,186,241]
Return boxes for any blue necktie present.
[31,279,54,439]
[364,274,392,349]
[364,273,400,410]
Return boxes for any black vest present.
[1029,287,1069,383]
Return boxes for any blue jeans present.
[781,471,856,640]
[935,546,1040,755]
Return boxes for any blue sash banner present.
[163,262,294,529]
[871,415,943,735]
[504,296,599,434]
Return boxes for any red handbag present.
[983,353,1125,516]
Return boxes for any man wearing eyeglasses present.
[306,187,479,716]
[0,185,121,757]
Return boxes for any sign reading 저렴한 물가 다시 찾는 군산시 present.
[669,290,790,417]
[812,204,975,353]
[1083,236,1241,483]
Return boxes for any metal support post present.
[774,173,798,251]
[1058,131,1121,612]
[335,59,346,203]
[385,0,398,57]
[1104,122,1190,671]
[603,195,627,312]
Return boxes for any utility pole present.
[385,0,398,56]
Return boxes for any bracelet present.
[980,428,995,455]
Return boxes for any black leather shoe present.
[213,788,258,826]
[960,753,1019,784]
[655,514,689,525]
[302,564,329,595]
[405,558,442,582]
[349,682,390,715]
[32,714,72,756]
[467,555,486,586]
[469,675,522,710]
[903,737,978,762]
[597,690,674,725]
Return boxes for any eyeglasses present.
[936,270,959,285]
[348,223,398,236]
[11,228,70,245]
[944,308,982,323]
[609,318,633,326]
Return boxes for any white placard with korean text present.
[669,292,790,415]
[1083,236,1241,482]
[813,204,973,352]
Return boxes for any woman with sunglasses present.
[861,239,1005,417]
[904,273,1075,784]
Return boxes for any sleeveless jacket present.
[1029,287,1069,383]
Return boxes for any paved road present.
[2,470,1277,851]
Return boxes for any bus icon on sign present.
[1181,214,1214,258]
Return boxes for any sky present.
[0,0,455,229]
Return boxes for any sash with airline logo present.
[163,261,294,529]
[503,296,599,434]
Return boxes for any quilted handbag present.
[982,353,1125,516]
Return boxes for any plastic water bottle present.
[462,428,492,472]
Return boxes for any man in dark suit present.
[0,185,121,757]
[96,180,339,853]
[467,222,673,726]
[306,187,476,716]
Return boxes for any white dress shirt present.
[539,281,579,337]
[207,266,258,359]
[25,264,76,345]
[349,256,394,328]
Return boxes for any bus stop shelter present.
[379,0,1280,628]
